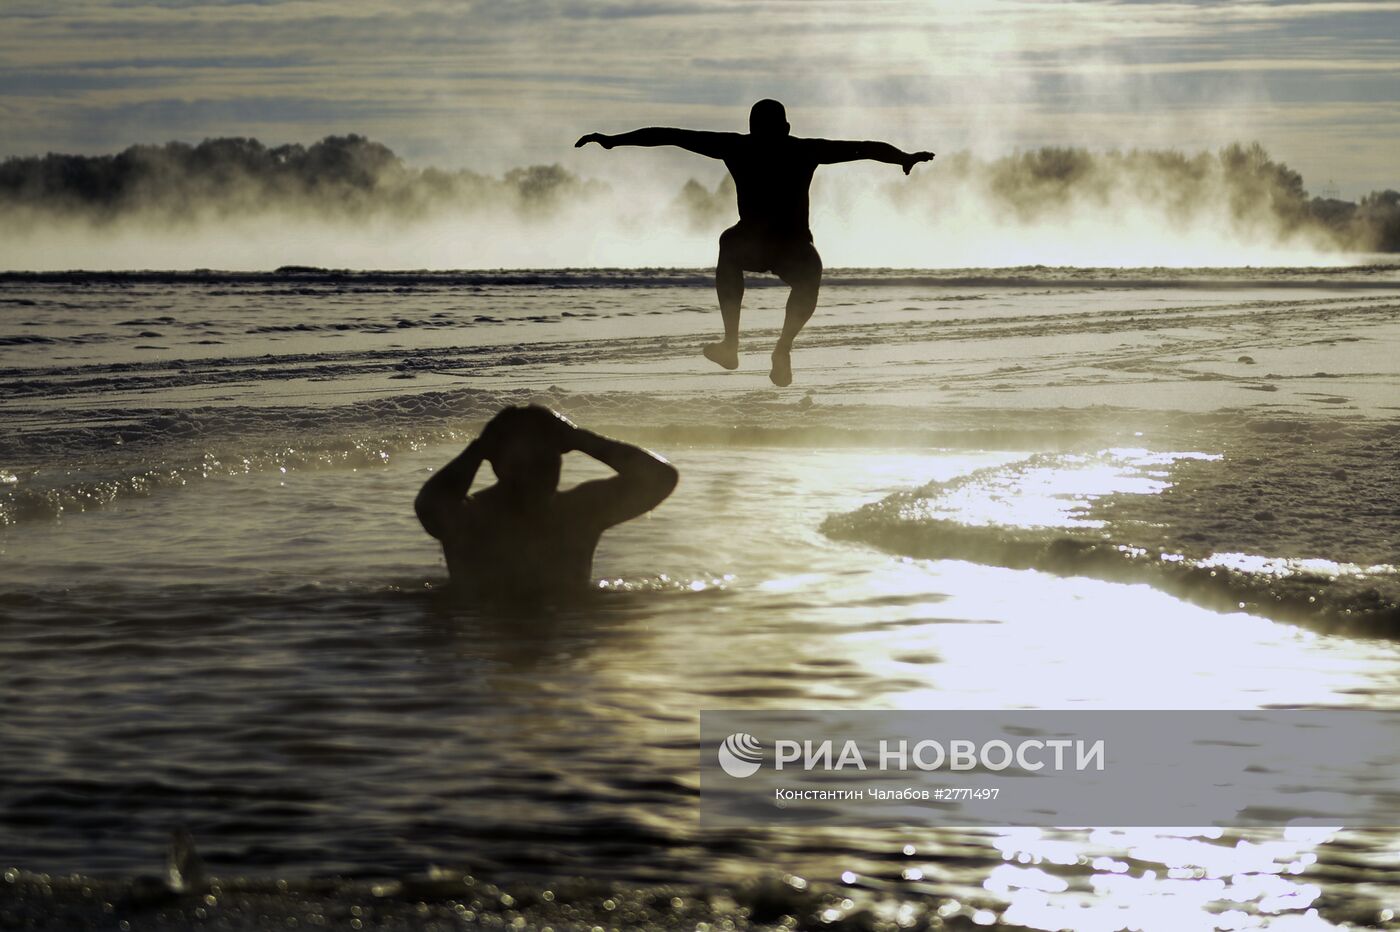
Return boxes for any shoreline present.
[2,263,1400,289]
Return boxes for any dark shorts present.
[719,224,822,284]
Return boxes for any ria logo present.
[717,733,764,778]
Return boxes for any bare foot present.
[769,348,792,387]
[703,341,739,370]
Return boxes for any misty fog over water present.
[2,135,1397,270]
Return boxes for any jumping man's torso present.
[724,137,820,242]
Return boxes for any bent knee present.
[717,227,746,268]
[718,225,750,253]
[782,252,822,290]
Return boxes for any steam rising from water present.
[1,136,1395,270]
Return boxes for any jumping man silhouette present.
[576,99,933,386]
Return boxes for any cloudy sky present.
[2,0,1397,195]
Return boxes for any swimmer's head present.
[749,99,790,138]
[482,405,564,502]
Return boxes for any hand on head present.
[534,405,579,452]
[477,404,577,460]
[902,151,935,175]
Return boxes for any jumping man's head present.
[749,99,790,139]
[481,405,564,503]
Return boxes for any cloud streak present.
[0,0,1397,195]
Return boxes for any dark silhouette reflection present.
[415,405,678,599]
[415,590,652,680]
[577,98,934,385]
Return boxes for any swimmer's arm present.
[415,439,485,540]
[575,128,739,160]
[808,139,934,174]
[563,428,679,529]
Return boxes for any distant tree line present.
[1,134,1396,251]
[954,142,1399,252]
[674,140,1400,253]
[0,135,604,221]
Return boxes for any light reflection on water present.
[0,444,1397,927]
[895,448,1221,530]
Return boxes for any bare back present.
[722,136,822,240]
[435,488,604,596]
[416,416,678,600]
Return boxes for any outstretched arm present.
[561,423,678,530]
[808,139,934,174]
[415,439,486,540]
[575,128,739,160]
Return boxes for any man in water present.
[576,99,933,386]
[415,405,678,597]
